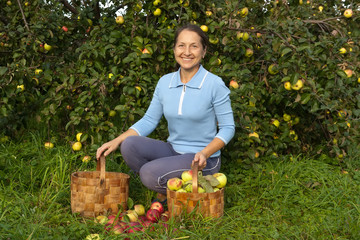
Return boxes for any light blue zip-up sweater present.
[130,65,235,157]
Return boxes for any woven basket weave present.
[71,155,130,217]
[167,162,224,219]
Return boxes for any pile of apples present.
[167,170,227,193]
[93,201,168,236]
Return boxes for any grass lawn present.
[1,133,359,239]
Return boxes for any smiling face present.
[174,29,206,76]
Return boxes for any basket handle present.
[191,161,199,193]
[96,154,106,189]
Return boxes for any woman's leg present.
[139,154,221,195]
[120,135,177,173]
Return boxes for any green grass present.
[1,133,359,239]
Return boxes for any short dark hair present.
[174,24,209,50]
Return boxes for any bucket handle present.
[191,161,199,193]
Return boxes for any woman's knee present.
[120,135,138,156]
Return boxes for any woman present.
[96,24,235,202]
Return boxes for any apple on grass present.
[150,201,164,214]
[134,204,145,216]
[95,215,108,224]
[146,209,161,222]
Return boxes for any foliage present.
[0,0,359,165]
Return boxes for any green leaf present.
[281,47,292,56]
[0,67,7,76]
[336,70,347,78]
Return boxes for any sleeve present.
[212,78,235,144]
[130,82,164,136]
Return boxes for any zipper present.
[178,85,186,115]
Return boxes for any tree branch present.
[16,0,30,32]
[94,0,100,20]
[60,0,78,15]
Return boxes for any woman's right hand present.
[96,138,122,160]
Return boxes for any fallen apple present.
[95,215,108,224]
[150,201,164,214]
[146,209,161,222]
[134,204,145,216]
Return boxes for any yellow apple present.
[109,110,116,117]
[95,215,108,224]
[299,0,303,4]
[72,142,82,151]
[291,79,304,90]
[217,58,221,65]
[76,132,83,142]
[135,86,141,91]
[255,151,260,158]
[206,10,212,16]
[242,32,249,41]
[82,155,91,163]
[198,187,205,193]
[339,48,347,54]
[85,234,101,240]
[153,0,161,6]
[213,173,227,188]
[318,6,323,12]
[176,188,187,193]
[229,80,239,89]
[167,177,183,191]
[17,84,25,92]
[126,210,138,222]
[44,43,52,51]
[344,69,353,78]
[35,69,43,75]
[200,25,208,32]
[240,7,248,17]
[116,16,124,24]
[357,77,360,83]
[44,142,54,149]
[248,132,259,139]
[7,1,12,6]
[284,81,291,90]
[245,48,253,57]
[268,64,278,75]
[134,204,145,216]
[153,8,162,16]
[272,119,280,127]
[181,170,193,181]
[344,9,353,18]
[283,113,291,122]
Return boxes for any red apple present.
[167,177,183,191]
[160,212,169,222]
[123,222,142,233]
[150,201,164,214]
[138,215,147,223]
[142,48,150,54]
[62,26,68,32]
[112,224,124,234]
[146,209,161,222]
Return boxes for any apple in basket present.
[146,209,161,222]
[150,201,164,214]
[181,170,193,181]
[213,173,227,188]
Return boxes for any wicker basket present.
[71,155,130,217]
[167,162,224,219]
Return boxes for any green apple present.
[44,43,52,51]
[72,142,82,151]
[181,170,193,181]
[134,204,145,216]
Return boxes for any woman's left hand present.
[192,151,208,170]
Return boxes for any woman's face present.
[174,29,206,73]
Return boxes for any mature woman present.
[96,24,235,202]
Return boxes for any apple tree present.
[0,0,359,170]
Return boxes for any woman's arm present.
[193,137,225,170]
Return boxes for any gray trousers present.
[120,136,221,195]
